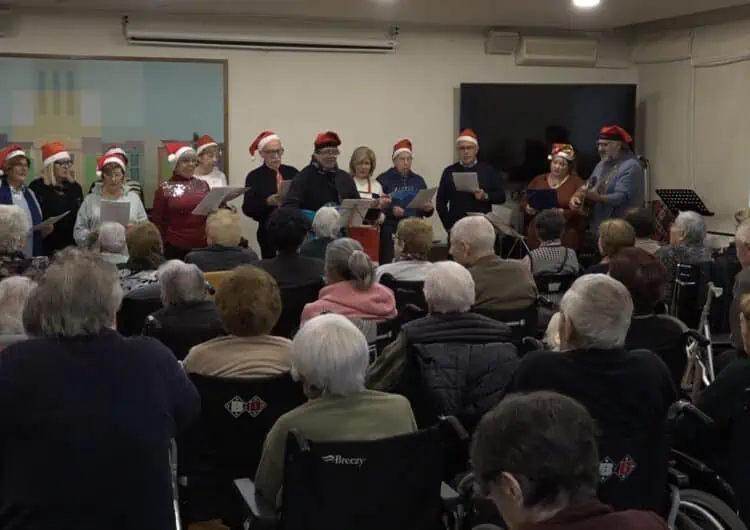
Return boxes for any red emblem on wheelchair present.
[247,396,267,418]
[615,455,636,480]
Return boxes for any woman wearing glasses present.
[193,134,228,189]
[28,142,83,255]
[242,131,299,259]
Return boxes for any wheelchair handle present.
[683,329,710,347]
[667,400,714,427]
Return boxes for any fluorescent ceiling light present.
[573,0,601,8]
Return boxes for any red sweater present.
[151,175,210,250]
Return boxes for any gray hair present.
[0,276,36,334]
[97,222,127,254]
[291,313,368,397]
[424,261,475,313]
[157,260,207,307]
[450,216,496,256]
[736,220,750,245]
[0,205,30,255]
[312,206,341,239]
[674,211,706,246]
[559,274,633,350]
[22,249,123,338]
[325,237,376,291]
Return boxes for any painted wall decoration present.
[0,55,227,206]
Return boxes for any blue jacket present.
[376,168,432,228]
[589,152,644,233]
[0,179,44,256]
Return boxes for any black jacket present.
[28,178,83,255]
[184,245,259,273]
[0,330,199,530]
[143,300,226,361]
[242,163,298,223]
[436,161,505,231]
[299,236,334,261]
[256,253,325,289]
[370,312,516,431]
[283,160,359,212]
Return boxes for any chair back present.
[670,262,712,329]
[278,418,462,530]
[534,273,576,300]
[179,373,305,521]
[379,274,427,313]
[117,285,162,336]
[475,304,538,344]
[718,388,750,526]
[273,280,324,338]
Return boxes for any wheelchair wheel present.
[678,489,747,530]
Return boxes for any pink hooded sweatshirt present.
[300,281,397,324]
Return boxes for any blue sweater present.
[376,168,432,227]
[588,152,645,233]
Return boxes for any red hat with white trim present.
[314,131,342,150]
[392,139,413,159]
[164,142,196,167]
[456,129,479,146]
[41,142,71,168]
[96,153,127,177]
[104,145,129,164]
[195,135,218,156]
[0,144,30,176]
[249,131,281,160]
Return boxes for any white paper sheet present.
[406,187,438,209]
[100,200,130,227]
[337,199,375,227]
[192,187,248,216]
[452,172,479,192]
[34,210,70,232]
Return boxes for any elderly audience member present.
[0,205,49,281]
[656,211,712,299]
[299,206,340,260]
[368,261,516,430]
[120,222,164,293]
[0,249,199,530]
[726,221,750,356]
[521,209,580,276]
[95,221,128,267]
[472,392,668,530]
[256,207,325,288]
[0,276,35,350]
[584,218,635,274]
[503,275,676,511]
[255,314,416,507]
[625,208,662,255]
[185,209,258,272]
[301,238,397,323]
[142,260,224,361]
[375,217,434,282]
[450,216,537,311]
[185,266,291,378]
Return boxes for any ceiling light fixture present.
[572,0,601,8]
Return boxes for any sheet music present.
[34,210,70,232]
[452,172,479,192]
[338,199,375,227]
[100,200,130,227]
[192,187,248,216]
[406,187,438,209]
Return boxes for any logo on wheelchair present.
[321,454,367,467]
[599,455,637,483]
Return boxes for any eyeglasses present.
[54,159,73,168]
[263,148,284,157]
[318,148,340,156]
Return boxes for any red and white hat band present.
[43,150,71,168]
[0,149,27,176]
[392,147,412,159]
[257,134,280,153]
[168,146,195,164]
[456,135,478,146]
[102,156,126,170]
[195,142,218,156]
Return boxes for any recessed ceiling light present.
[573,0,601,8]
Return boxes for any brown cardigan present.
[521,173,587,250]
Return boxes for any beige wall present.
[3,12,637,250]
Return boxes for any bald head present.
[449,216,496,266]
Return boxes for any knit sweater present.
[151,175,210,250]
[301,281,397,323]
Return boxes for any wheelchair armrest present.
[667,400,714,427]
[683,329,710,347]
[537,296,556,309]
[439,416,470,442]
[233,478,278,526]
[522,336,545,352]
[441,481,461,513]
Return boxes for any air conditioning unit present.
[485,30,519,55]
[516,36,598,66]
[123,19,398,54]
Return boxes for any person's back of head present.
[735,221,750,267]
[395,217,433,260]
[424,261,474,314]
[156,260,207,307]
[598,218,635,259]
[624,208,656,240]
[97,222,127,254]
[671,211,706,247]
[0,204,31,256]
[0,276,36,335]
[450,216,496,266]
[609,247,667,314]
[534,209,565,243]
[266,207,311,255]
[215,266,282,337]
[206,209,242,247]
[312,206,341,240]
[325,237,376,291]
[126,222,164,269]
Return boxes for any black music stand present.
[655,189,714,217]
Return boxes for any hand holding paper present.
[406,187,438,209]
[192,187,248,216]
[452,172,479,193]
[338,199,376,227]
[34,210,70,232]
[100,201,130,227]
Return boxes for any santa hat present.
[0,144,30,177]
[96,153,127,177]
[195,135,218,156]
[456,129,479,146]
[41,142,71,168]
[104,145,129,164]
[164,142,196,166]
[314,131,342,150]
[392,139,413,159]
[249,131,281,160]
[599,125,633,145]
[548,143,576,162]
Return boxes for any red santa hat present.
[392,139,413,159]
[456,129,479,146]
[249,131,281,160]
[314,131,342,151]
[96,153,127,178]
[548,143,576,162]
[41,141,71,168]
[104,145,129,164]
[599,125,633,145]
[0,144,30,176]
[164,142,196,166]
[195,134,218,156]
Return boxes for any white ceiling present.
[8,0,750,30]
